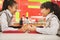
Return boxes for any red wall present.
[16,0,60,18]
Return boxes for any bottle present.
[19,18,23,28]
[22,15,25,24]
[25,17,29,24]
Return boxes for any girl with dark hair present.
[28,2,60,35]
[0,0,18,31]
[0,0,28,32]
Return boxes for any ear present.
[8,6,12,9]
[47,8,50,12]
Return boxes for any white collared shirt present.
[36,13,59,35]
[1,9,18,31]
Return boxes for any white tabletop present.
[0,32,60,40]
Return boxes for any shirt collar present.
[46,12,54,20]
[6,9,12,17]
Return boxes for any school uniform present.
[36,13,59,35]
[0,9,18,31]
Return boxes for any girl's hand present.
[18,24,28,32]
[28,25,36,32]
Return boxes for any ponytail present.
[2,0,9,11]
[52,3,60,20]
[2,0,17,11]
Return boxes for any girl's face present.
[8,3,17,15]
[41,8,50,17]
